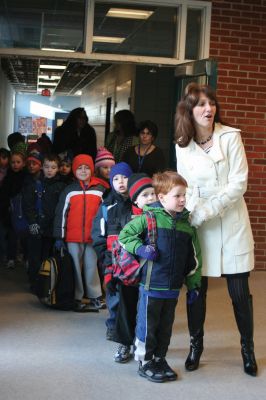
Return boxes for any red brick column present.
[209,0,266,269]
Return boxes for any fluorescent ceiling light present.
[107,8,153,19]
[93,36,125,43]
[38,75,60,80]
[40,64,66,70]
[41,47,75,52]
[38,82,58,87]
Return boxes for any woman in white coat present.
[175,82,257,376]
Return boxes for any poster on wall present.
[32,117,47,136]
[18,116,32,134]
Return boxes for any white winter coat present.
[175,123,254,277]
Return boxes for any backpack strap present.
[144,260,153,291]
[145,211,157,247]
[143,210,157,290]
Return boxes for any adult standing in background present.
[105,109,138,163]
[53,108,97,160]
[122,120,166,177]
[175,82,257,376]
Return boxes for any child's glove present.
[54,239,66,252]
[29,223,40,235]
[187,289,200,305]
[136,245,158,261]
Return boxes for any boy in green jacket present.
[118,170,202,383]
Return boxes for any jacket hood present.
[143,201,190,221]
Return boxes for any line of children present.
[118,170,202,382]
[1,138,203,384]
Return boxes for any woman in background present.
[122,120,165,177]
[106,110,138,163]
[53,108,97,160]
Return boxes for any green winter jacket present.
[118,202,202,291]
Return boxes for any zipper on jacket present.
[82,189,86,242]
[169,216,176,289]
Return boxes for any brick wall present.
[209,0,266,270]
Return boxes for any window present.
[93,2,178,58]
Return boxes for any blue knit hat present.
[109,162,133,189]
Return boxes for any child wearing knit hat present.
[26,149,43,178]
[58,151,74,185]
[54,154,110,312]
[128,173,156,212]
[92,170,157,364]
[95,147,115,182]
[92,162,133,341]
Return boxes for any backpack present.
[10,193,29,234]
[35,250,75,310]
[111,211,157,286]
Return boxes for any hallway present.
[0,263,265,400]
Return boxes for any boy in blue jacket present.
[119,171,202,383]
[92,162,133,336]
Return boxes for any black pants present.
[27,235,54,286]
[135,291,178,361]
[114,284,139,346]
[201,272,251,304]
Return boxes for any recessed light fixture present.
[107,8,154,19]
[38,82,58,87]
[38,75,60,80]
[41,47,75,52]
[39,64,66,70]
[93,36,125,44]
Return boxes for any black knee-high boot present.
[232,295,257,376]
[185,290,206,371]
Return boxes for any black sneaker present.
[90,298,107,310]
[106,327,115,341]
[138,360,167,383]
[155,358,178,381]
[73,301,99,313]
[114,345,131,363]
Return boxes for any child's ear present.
[157,193,164,203]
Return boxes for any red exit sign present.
[41,88,51,96]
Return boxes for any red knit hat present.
[95,147,115,169]
[72,154,94,176]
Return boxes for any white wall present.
[0,65,15,147]
[81,64,135,146]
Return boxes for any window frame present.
[0,0,212,66]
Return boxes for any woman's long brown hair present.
[174,82,221,147]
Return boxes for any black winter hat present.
[127,173,153,203]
